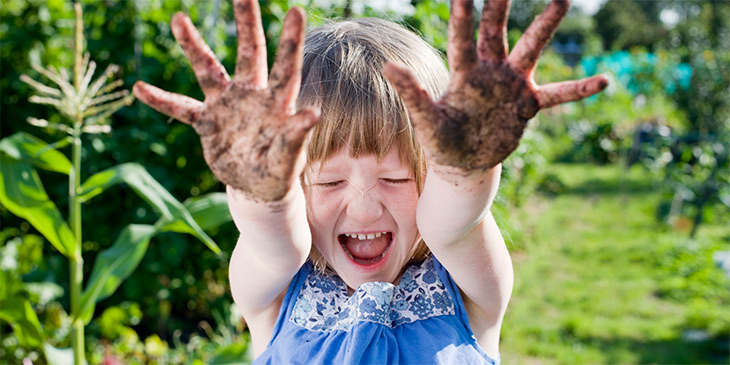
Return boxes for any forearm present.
[227,183,311,311]
[417,163,501,247]
[417,163,513,333]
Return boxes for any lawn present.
[498,163,730,364]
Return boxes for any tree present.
[593,0,667,51]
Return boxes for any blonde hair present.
[298,18,449,271]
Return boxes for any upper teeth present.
[345,232,386,240]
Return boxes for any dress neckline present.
[290,256,456,331]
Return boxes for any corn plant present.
[0,4,230,363]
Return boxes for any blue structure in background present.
[580,51,692,95]
[551,37,583,66]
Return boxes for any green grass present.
[498,163,730,364]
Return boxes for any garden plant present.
[0,4,229,363]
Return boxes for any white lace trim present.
[290,257,455,332]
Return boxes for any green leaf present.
[0,155,75,257]
[0,298,44,347]
[78,163,221,255]
[181,192,232,231]
[209,343,250,364]
[0,132,71,174]
[43,343,75,365]
[79,224,156,324]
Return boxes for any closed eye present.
[382,178,412,185]
[316,181,345,188]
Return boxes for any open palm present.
[133,0,319,202]
[385,0,608,172]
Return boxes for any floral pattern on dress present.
[289,257,455,332]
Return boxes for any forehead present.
[310,147,409,175]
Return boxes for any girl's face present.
[304,147,420,291]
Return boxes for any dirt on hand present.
[132,0,319,203]
[385,0,609,176]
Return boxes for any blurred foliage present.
[0,229,65,362]
[1,0,241,362]
[593,0,667,51]
[1,3,230,363]
[1,0,729,362]
[655,2,730,236]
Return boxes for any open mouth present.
[338,232,393,266]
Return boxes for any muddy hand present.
[133,0,319,202]
[385,0,608,172]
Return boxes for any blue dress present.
[253,256,500,364]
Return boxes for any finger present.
[536,74,609,108]
[448,0,477,73]
[271,106,321,175]
[508,0,570,75]
[383,63,438,147]
[133,81,203,124]
[233,0,268,87]
[477,0,510,63]
[170,13,230,97]
[284,106,321,148]
[269,7,307,110]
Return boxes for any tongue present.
[344,234,390,260]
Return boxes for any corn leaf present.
[0,132,71,174]
[79,224,156,324]
[176,192,232,231]
[0,155,75,257]
[78,163,221,255]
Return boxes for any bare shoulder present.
[226,186,311,355]
[432,215,514,355]
[416,163,514,355]
[242,287,287,358]
[463,288,508,357]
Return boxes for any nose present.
[345,183,383,224]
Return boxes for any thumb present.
[285,106,321,148]
[270,105,321,179]
[383,62,436,125]
[383,63,440,151]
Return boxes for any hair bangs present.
[300,27,419,171]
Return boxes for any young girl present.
[133,0,608,363]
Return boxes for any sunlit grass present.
[500,163,730,364]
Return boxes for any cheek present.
[305,190,340,233]
[383,185,419,225]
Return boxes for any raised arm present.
[132,0,317,352]
[384,0,608,354]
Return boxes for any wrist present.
[428,162,501,192]
[417,163,501,246]
[227,179,304,212]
